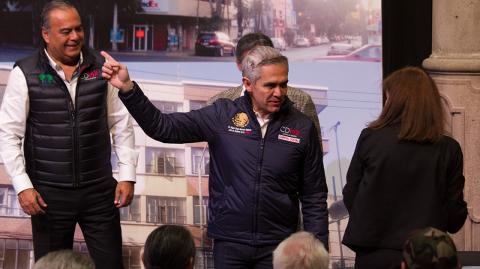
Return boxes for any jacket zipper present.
[70,98,79,188]
[252,132,267,244]
[50,66,79,188]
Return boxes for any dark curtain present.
[381,0,432,79]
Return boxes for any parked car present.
[271,37,287,51]
[310,36,323,46]
[293,37,310,47]
[195,31,235,57]
[316,44,382,62]
[326,43,355,56]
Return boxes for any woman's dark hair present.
[143,225,196,269]
[368,66,445,143]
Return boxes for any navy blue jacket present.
[120,82,328,247]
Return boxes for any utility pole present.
[332,121,343,184]
[196,0,200,34]
[112,3,118,51]
[197,144,208,269]
[89,14,95,48]
[331,176,345,268]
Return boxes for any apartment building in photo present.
[0,66,330,269]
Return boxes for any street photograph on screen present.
[0,0,381,268]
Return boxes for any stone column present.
[423,0,480,251]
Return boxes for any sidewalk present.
[107,48,195,58]
[0,44,196,62]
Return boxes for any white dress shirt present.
[241,85,271,137]
[0,50,138,194]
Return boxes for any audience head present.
[273,231,329,269]
[34,249,94,269]
[235,32,274,68]
[402,227,460,269]
[143,225,196,269]
[368,66,445,143]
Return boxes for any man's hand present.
[101,51,134,93]
[18,188,47,215]
[114,181,134,208]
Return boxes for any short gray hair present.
[273,231,329,269]
[41,0,77,30]
[34,249,95,269]
[241,46,288,84]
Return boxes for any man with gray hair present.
[34,250,94,269]
[273,231,329,269]
[207,32,323,153]
[101,46,329,269]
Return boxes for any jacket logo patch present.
[278,126,301,143]
[232,112,249,128]
[278,134,300,143]
[229,112,252,135]
[80,69,100,81]
[38,73,54,85]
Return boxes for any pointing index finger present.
[100,50,116,63]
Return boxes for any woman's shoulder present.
[359,125,399,138]
[439,135,462,151]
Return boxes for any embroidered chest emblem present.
[278,126,301,144]
[228,112,252,135]
[80,69,100,81]
[232,112,249,128]
[38,73,54,85]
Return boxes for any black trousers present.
[213,240,276,269]
[31,178,123,269]
[354,248,403,269]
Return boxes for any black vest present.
[15,49,112,188]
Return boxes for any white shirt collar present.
[44,49,83,73]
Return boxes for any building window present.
[146,196,186,224]
[122,246,142,269]
[0,187,28,217]
[190,100,207,111]
[0,239,34,269]
[193,196,209,225]
[195,247,214,269]
[72,242,89,254]
[151,101,181,114]
[120,196,141,222]
[145,147,185,175]
[191,148,209,175]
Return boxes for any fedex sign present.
[141,0,168,13]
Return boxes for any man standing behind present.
[0,1,137,268]
[101,46,328,269]
[208,33,323,153]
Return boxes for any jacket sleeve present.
[446,140,468,233]
[342,129,366,212]
[119,82,216,144]
[299,124,329,249]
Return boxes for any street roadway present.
[0,44,330,63]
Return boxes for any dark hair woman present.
[143,225,196,269]
[342,66,468,269]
